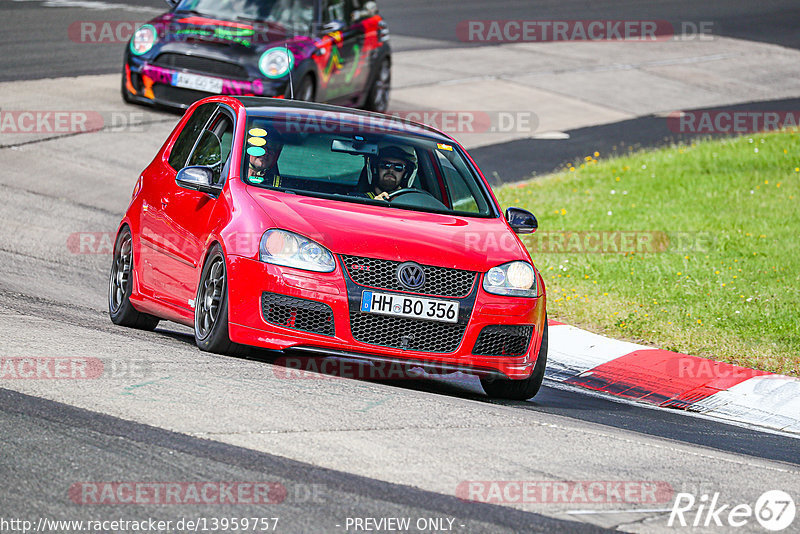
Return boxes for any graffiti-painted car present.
[122,0,391,112]
[108,96,549,400]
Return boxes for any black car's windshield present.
[175,0,314,32]
[240,115,496,217]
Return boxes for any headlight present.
[483,261,537,297]
[130,24,157,56]
[259,229,335,272]
[259,47,294,79]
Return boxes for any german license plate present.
[171,72,223,93]
[360,291,458,323]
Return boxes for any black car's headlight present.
[130,24,157,56]
[483,261,537,297]
[259,47,294,79]
[259,230,335,272]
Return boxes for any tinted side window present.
[188,131,222,169]
[167,103,216,171]
[187,111,235,184]
[216,115,234,167]
[436,151,484,214]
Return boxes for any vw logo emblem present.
[397,262,425,290]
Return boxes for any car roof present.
[232,96,455,142]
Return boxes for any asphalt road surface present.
[1,1,799,533]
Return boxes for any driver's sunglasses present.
[379,161,406,172]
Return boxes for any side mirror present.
[165,0,180,8]
[176,166,222,196]
[505,207,538,234]
[320,20,346,34]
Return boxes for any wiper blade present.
[174,9,211,17]
[235,15,268,23]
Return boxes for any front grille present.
[472,325,533,356]
[152,84,210,107]
[341,255,476,298]
[154,53,249,79]
[262,293,335,336]
[350,312,466,353]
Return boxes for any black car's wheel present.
[194,245,234,354]
[294,74,315,103]
[108,227,160,330]
[364,57,390,113]
[480,320,548,400]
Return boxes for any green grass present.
[493,130,800,376]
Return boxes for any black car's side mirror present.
[176,166,222,196]
[505,207,538,234]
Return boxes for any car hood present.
[246,188,530,272]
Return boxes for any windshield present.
[175,0,315,32]
[241,116,496,217]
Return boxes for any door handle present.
[161,198,169,209]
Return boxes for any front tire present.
[293,74,315,103]
[364,57,390,113]
[194,245,234,354]
[108,227,160,330]
[480,320,548,400]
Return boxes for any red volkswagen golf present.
[108,96,548,399]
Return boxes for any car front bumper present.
[124,57,288,110]
[226,256,547,380]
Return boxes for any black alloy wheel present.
[194,245,234,354]
[108,227,160,330]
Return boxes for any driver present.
[367,146,416,200]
